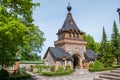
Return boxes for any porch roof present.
[84,50,97,61]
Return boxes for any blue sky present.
[33,0,120,58]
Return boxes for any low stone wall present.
[20,61,44,71]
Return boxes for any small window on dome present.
[69,20,73,24]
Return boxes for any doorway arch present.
[72,54,80,69]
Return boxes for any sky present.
[33,0,120,58]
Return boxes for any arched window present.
[69,32,72,38]
[61,33,64,39]
[77,34,79,38]
[73,33,75,38]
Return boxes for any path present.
[28,69,104,80]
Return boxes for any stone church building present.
[43,3,97,70]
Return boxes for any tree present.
[0,7,30,68]
[99,27,108,54]
[111,21,120,64]
[0,0,45,60]
[0,0,40,24]
[83,33,99,52]
[99,27,114,67]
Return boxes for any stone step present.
[99,75,120,80]
[111,70,120,73]
[101,72,120,77]
[94,78,109,80]
[116,68,120,70]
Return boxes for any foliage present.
[20,53,41,61]
[34,65,74,76]
[89,63,94,70]
[111,21,120,64]
[0,69,10,80]
[34,65,51,73]
[0,0,40,24]
[98,27,115,67]
[20,67,27,74]
[0,7,30,66]
[40,69,74,76]
[10,72,31,80]
[89,61,104,72]
[83,33,100,53]
[113,65,120,68]
[66,65,71,70]
[50,66,55,72]
[57,66,64,72]
[0,0,45,64]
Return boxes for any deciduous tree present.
[0,7,29,68]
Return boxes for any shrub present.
[89,63,94,70]
[50,66,55,72]
[66,65,71,70]
[89,61,104,72]
[57,66,64,72]
[10,72,31,80]
[0,69,10,80]
[94,61,104,70]
[113,65,120,68]
[40,69,74,76]
[20,67,26,74]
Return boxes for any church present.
[43,2,97,70]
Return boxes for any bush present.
[10,72,31,80]
[89,63,94,70]
[0,69,10,80]
[50,66,55,72]
[89,61,104,72]
[57,66,64,72]
[94,61,104,70]
[20,67,26,74]
[40,69,74,76]
[66,65,71,70]
[113,65,120,68]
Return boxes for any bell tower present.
[54,2,87,57]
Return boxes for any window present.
[69,33,72,38]
[73,33,75,38]
[61,33,64,39]
[77,34,79,38]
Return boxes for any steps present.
[94,68,120,80]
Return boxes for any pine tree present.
[99,27,108,54]
[99,27,114,67]
[111,21,120,64]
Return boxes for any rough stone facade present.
[44,51,55,66]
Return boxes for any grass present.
[89,65,120,72]
[40,69,74,76]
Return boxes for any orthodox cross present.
[117,8,120,23]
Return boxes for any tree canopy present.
[99,27,114,67]
[111,21,120,64]
[0,0,45,65]
[0,7,29,65]
[83,33,99,53]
